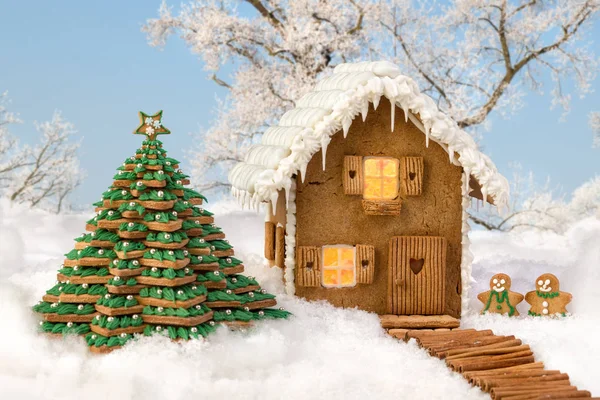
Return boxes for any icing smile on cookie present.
[492,278,506,293]
[538,279,552,292]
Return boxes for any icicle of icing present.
[299,162,308,183]
[390,98,396,132]
[361,101,369,122]
[342,117,351,138]
[402,104,409,122]
[373,94,381,110]
[270,191,279,215]
[425,123,430,147]
[321,138,329,170]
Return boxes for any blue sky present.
[1,1,599,206]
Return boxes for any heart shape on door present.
[410,258,424,274]
[409,172,416,181]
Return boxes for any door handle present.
[395,278,405,287]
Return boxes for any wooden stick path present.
[388,328,596,400]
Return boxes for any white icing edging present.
[284,180,297,295]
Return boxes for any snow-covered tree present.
[470,163,600,233]
[144,0,599,192]
[469,164,572,233]
[591,111,600,148]
[569,175,600,219]
[0,93,83,213]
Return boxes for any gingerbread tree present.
[33,111,290,353]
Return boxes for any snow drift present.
[0,198,598,399]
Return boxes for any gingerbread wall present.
[293,98,464,317]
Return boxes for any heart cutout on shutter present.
[349,170,356,179]
[409,172,416,181]
[410,258,424,274]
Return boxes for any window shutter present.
[402,157,424,196]
[296,246,321,287]
[264,222,276,261]
[343,156,363,195]
[356,244,375,284]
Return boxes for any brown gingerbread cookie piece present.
[525,273,572,317]
[477,273,524,316]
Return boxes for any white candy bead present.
[132,314,139,319]
[129,202,136,207]
[157,289,162,294]
[164,233,171,239]
[191,327,198,333]
[77,305,84,310]
[107,317,114,322]
[244,307,250,311]
[192,286,197,290]
[132,260,139,266]
[114,276,121,281]
[126,295,133,300]
[172,211,178,217]
[258,311,264,316]
[542,301,549,307]
[67,322,73,327]
[120,333,127,338]
[98,249,104,255]
[157,307,164,312]
[151,267,158,272]
[225,309,232,315]
[157,190,164,198]
[155,215,161,220]
[121,190,127,195]
[82,283,88,289]
[136,181,143,186]
[177,290,183,295]
[150,249,156,254]
[168,250,174,255]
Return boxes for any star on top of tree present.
[134,110,170,140]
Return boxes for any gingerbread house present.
[228,61,509,318]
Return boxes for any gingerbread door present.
[388,236,447,315]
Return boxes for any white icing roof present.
[229,61,509,210]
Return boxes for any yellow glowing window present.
[322,245,356,288]
[363,157,400,200]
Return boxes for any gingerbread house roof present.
[229,61,509,210]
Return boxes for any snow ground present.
[0,198,598,399]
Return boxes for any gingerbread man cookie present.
[477,273,524,316]
[525,273,572,317]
